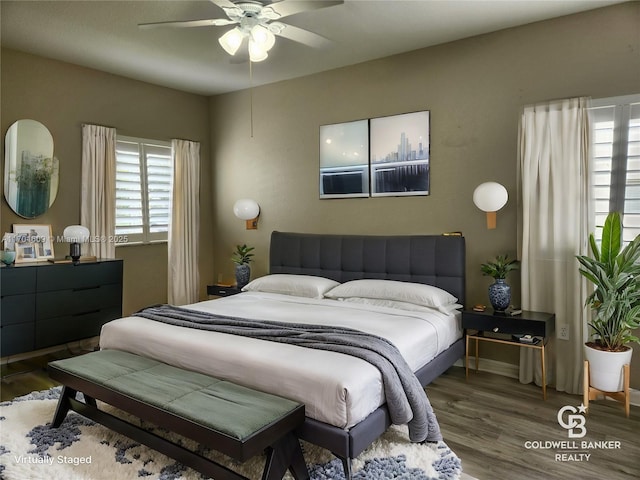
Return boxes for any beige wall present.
[1,3,638,387]
[209,4,640,385]
[0,48,213,315]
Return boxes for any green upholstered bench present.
[48,349,309,480]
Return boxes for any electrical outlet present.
[558,325,569,340]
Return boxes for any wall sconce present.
[473,182,508,229]
[233,199,260,230]
[63,225,90,262]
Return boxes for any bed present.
[99,231,466,478]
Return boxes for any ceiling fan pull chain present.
[249,59,254,138]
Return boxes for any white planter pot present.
[584,344,633,392]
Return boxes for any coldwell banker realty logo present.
[524,403,622,462]
[557,404,587,438]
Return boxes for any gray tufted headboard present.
[269,231,465,305]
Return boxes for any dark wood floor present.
[427,367,640,480]
[2,355,638,480]
[1,350,75,402]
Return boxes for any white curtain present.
[517,97,592,395]
[168,139,200,305]
[81,124,117,259]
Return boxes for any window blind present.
[590,95,640,244]
[115,137,172,244]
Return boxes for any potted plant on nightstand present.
[577,211,640,393]
[481,254,520,311]
[232,244,255,290]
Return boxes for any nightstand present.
[207,284,241,298]
[462,309,555,399]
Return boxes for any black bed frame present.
[269,231,466,478]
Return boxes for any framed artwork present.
[369,110,430,197]
[319,119,369,199]
[12,224,55,263]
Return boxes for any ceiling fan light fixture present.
[250,24,275,51]
[248,39,269,62]
[219,27,244,55]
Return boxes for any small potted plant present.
[577,212,640,392]
[481,254,520,311]
[231,244,255,290]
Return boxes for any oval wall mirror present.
[4,119,58,218]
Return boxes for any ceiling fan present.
[139,0,343,62]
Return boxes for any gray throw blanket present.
[133,304,442,443]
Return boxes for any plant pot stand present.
[583,360,630,418]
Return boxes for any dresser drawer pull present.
[493,327,499,332]
[73,309,101,317]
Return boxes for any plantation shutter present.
[590,96,640,244]
[115,137,172,244]
[625,103,640,242]
[145,143,172,240]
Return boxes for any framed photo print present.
[12,224,55,263]
[369,110,430,197]
[319,119,369,199]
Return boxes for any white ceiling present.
[0,0,624,96]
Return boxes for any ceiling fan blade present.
[268,0,343,19]
[209,0,240,10]
[139,18,234,29]
[211,19,239,26]
[275,24,331,49]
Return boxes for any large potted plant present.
[232,244,254,290]
[481,254,519,311]
[577,212,640,392]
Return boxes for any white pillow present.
[324,279,457,308]
[340,297,463,314]
[241,274,340,299]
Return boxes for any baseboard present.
[453,357,519,379]
[453,358,640,407]
[606,388,640,407]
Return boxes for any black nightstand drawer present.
[207,285,241,297]
[462,310,554,336]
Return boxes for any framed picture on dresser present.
[12,224,55,262]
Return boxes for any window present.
[115,136,172,244]
[590,95,640,244]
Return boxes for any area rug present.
[0,387,462,480]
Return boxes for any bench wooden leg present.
[51,386,76,428]
[262,432,309,480]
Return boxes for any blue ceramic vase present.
[235,264,251,290]
[488,279,511,311]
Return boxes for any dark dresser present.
[1,260,123,357]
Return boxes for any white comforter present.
[99,292,461,429]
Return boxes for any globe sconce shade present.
[473,182,508,229]
[233,199,260,230]
[63,225,90,262]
